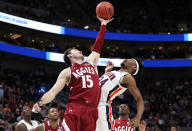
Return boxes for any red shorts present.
[62,102,98,131]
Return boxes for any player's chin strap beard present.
[132,59,139,76]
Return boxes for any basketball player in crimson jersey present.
[32,17,113,131]
[114,104,135,131]
[32,108,64,131]
[114,104,146,131]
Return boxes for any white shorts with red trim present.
[96,105,114,131]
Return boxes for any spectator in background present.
[0,118,5,130]
[0,104,4,119]
[0,83,4,101]
[15,108,22,122]
[3,104,11,114]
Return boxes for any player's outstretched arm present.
[33,68,70,112]
[121,74,144,127]
[31,123,44,131]
[86,17,113,68]
[15,123,27,131]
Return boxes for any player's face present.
[70,49,84,61]
[22,106,31,116]
[118,104,130,115]
[48,108,59,120]
[121,59,137,74]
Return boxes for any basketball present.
[96,1,114,20]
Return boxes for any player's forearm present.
[136,98,144,119]
[40,76,67,105]
[92,25,106,53]
[40,91,56,105]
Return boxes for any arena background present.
[0,0,192,131]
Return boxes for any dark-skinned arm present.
[121,74,144,127]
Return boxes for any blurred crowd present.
[0,0,191,34]
[0,67,67,130]
[0,66,192,130]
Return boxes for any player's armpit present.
[86,51,100,67]
[39,68,70,105]
[31,124,44,131]
[15,123,27,131]
[121,74,144,119]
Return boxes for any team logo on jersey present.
[72,67,95,79]
[58,126,63,131]
[115,126,135,131]
[84,62,90,65]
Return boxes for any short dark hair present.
[63,48,74,67]
[120,61,127,69]
[134,58,144,78]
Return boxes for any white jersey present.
[96,71,128,131]
[99,71,128,105]
[17,119,38,131]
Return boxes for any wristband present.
[37,100,43,107]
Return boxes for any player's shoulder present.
[60,68,71,77]
[31,120,39,125]
[17,120,25,125]
[114,119,121,122]
[16,122,27,130]
[17,122,26,127]
[83,62,91,65]
[122,73,135,83]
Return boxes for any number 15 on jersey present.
[82,75,93,88]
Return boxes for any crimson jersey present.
[67,62,101,107]
[114,119,135,131]
[44,120,64,131]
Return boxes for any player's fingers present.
[107,18,114,22]
[33,103,41,112]
[108,61,112,65]
[142,120,146,126]
[130,121,135,126]
[106,61,110,66]
[32,106,38,113]
[138,123,141,128]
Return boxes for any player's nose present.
[54,112,58,115]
